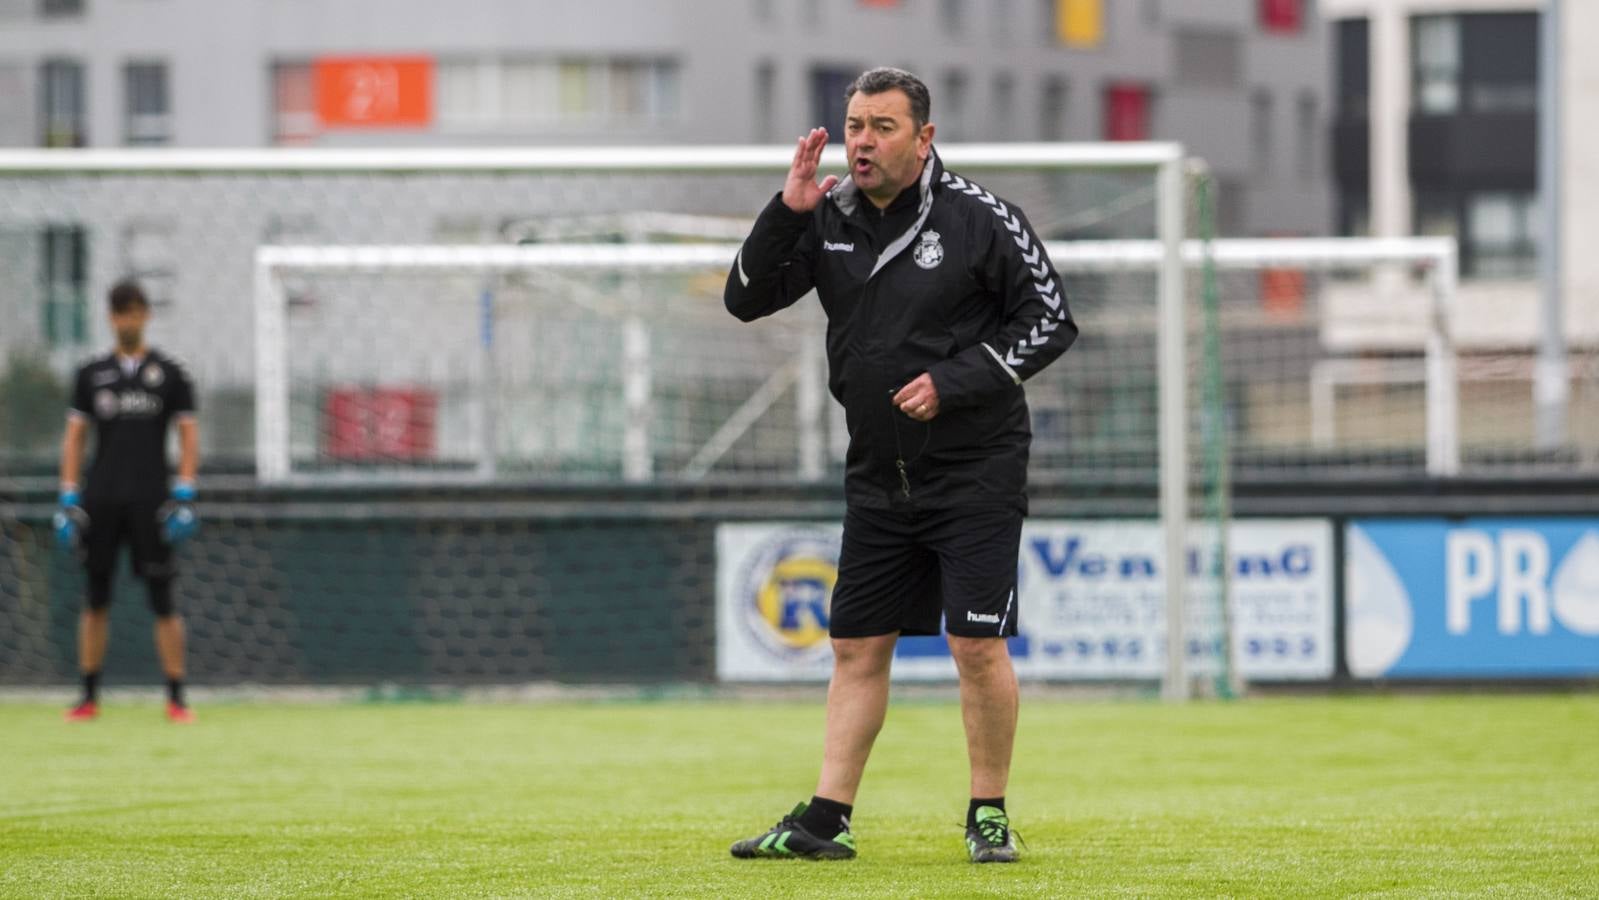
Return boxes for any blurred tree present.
[1,353,65,460]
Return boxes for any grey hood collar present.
[828,145,941,219]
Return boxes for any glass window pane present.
[502,60,557,122]
[1415,16,1460,68]
[1469,193,1516,245]
[559,61,591,116]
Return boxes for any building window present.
[40,0,84,17]
[1340,192,1370,238]
[802,0,823,29]
[1175,29,1241,90]
[939,0,965,35]
[272,62,318,145]
[1336,18,1369,119]
[0,64,30,146]
[124,62,170,145]
[1412,15,1460,115]
[1462,12,1537,114]
[811,67,856,130]
[990,73,1014,139]
[437,57,679,131]
[1041,76,1068,140]
[1260,0,1301,35]
[1467,192,1537,278]
[1294,91,1318,180]
[1103,83,1151,141]
[941,70,968,141]
[1251,89,1273,176]
[42,226,87,346]
[39,59,85,147]
[120,222,176,307]
[991,0,1011,44]
[754,61,776,143]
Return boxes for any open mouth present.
[853,159,875,176]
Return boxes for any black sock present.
[968,796,1005,829]
[799,795,853,836]
[167,678,185,707]
[82,671,100,704]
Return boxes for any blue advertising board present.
[1346,519,1599,677]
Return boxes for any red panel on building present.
[1261,0,1302,34]
[315,57,433,129]
[1260,268,1307,316]
[324,387,437,461]
[1103,83,1151,142]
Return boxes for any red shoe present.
[65,701,99,722]
[165,702,195,724]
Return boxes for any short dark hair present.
[844,67,931,129]
[108,279,150,313]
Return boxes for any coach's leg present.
[815,633,898,804]
[948,635,1017,798]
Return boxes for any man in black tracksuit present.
[725,68,1077,863]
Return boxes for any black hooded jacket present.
[724,148,1078,511]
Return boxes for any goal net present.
[4,144,1564,695]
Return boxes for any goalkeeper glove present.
[159,481,199,545]
[53,487,88,554]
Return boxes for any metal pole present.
[253,259,288,483]
[1536,0,1567,450]
[1158,157,1189,702]
[1425,246,1460,477]
[477,283,498,482]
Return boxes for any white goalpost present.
[228,142,1193,696]
[254,233,1460,699]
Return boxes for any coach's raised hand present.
[782,128,839,214]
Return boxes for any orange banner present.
[315,57,433,129]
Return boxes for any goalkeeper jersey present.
[70,348,196,503]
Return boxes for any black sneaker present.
[965,805,1020,863]
[730,802,857,860]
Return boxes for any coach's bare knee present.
[831,635,896,679]
[948,635,1011,677]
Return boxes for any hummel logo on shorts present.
[823,241,855,252]
[966,611,1000,624]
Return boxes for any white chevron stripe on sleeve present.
[983,343,1023,385]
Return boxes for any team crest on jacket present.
[913,230,944,269]
[141,363,165,388]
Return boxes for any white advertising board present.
[717,519,1334,682]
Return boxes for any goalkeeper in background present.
[55,279,201,724]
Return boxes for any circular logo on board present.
[738,530,840,662]
[93,389,118,419]
[141,363,165,388]
[913,229,944,270]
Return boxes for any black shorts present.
[829,505,1022,640]
[82,497,175,581]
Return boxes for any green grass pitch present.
[2,694,1595,898]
